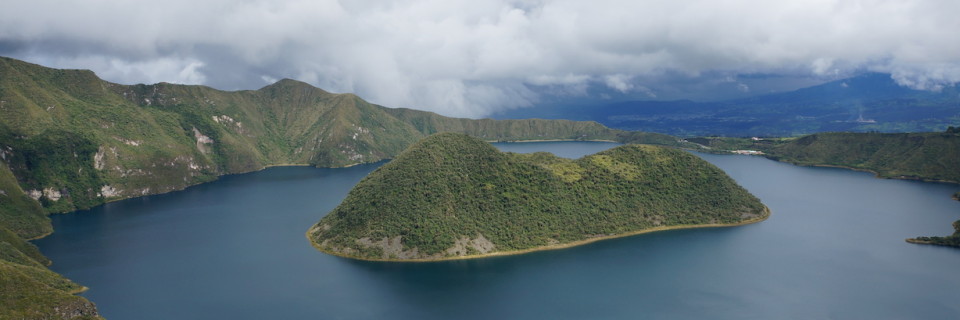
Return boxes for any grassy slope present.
[1,162,103,318]
[763,132,960,183]
[1,56,664,215]
[309,133,767,260]
[0,161,50,240]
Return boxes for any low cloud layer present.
[2,0,958,117]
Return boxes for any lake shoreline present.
[486,139,618,143]
[766,160,960,185]
[308,206,771,263]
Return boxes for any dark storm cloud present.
[2,0,959,117]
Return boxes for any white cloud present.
[261,75,279,85]
[23,55,207,85]
[603,74,635,93]
[2,0,958,117]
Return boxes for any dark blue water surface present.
[34,142,960,319]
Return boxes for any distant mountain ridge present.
[497,73,960,137]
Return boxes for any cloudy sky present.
[2,0,958,117]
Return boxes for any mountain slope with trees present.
[309,133,768,261]
[763,131,960,183]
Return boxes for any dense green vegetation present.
[1,157,102,318]
[907,220,960,248]
[762,132,960,183]
[684,131,960,184]
[309,133,767,260]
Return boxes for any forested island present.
[309,133,768,261]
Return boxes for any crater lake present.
[34,141,960,319]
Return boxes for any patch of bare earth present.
[356,236,422,259]
[322,234,497,260]
[445,234,496,256]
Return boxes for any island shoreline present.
[307,206,770,262]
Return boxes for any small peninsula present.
[907,220,960,248]
[906,194,960,248]
[308,133,769,261]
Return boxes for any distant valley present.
[498,73,960,137]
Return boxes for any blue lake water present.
[34,142,960,319]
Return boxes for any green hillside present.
[0,56,684,216]
[763,132,960,183]
[309,133,768,261]
[1,160,101,318]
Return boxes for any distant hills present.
[687,131,960,183]
[497,73,960,137]
[765,131,960,183]
[309,133,768,261]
